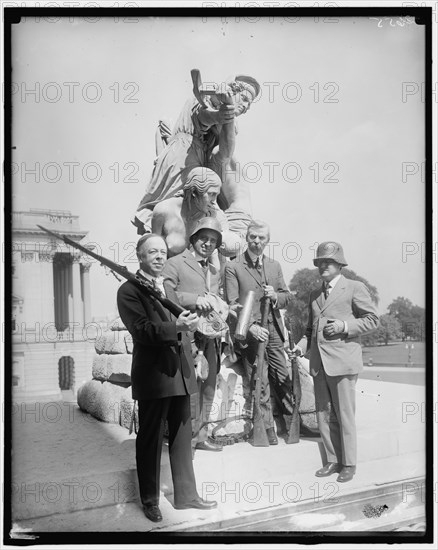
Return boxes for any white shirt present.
[191,250,210,266]
[139,269,165,296]
[247,250,279,307]
[191,250,212,292]
[324,274,348,334]
[247,250,263,268]
[324,273,342,295]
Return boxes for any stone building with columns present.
[12,209,96,402]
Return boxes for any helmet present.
[313,241,348,266]
[189,217,222,249]
[234,75,261,100]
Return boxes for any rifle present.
[251,296,270,447]
[36,225,185,318]
[287,329,302,444]
[191,68,229,109]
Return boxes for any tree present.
[388,296,413,322]
[388,297,425,341]
[360,331,377,347]
[376,313,402,345]
[285,268,315,342]
[286,267,379,343]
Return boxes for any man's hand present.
[196,296,213,313]
[228,303,243,319]
[215,85,235,105]
[263,285,277,302]
[323,319,345,337]
[287,345,303,360]
[215,103,235,125]
[249,323,269,342]
[176,310,199,332]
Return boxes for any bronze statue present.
[132,72,260,257]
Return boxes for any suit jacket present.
[299,275,379,377]
[224,250,291,340]
[161,249,221,310]
[116,275,197,401]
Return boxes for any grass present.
[362,341,425,366]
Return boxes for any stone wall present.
[77,321,136,430]
[77,318,318,437]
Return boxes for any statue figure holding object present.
[132,72,260,257]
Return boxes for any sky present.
[10,13,427,320]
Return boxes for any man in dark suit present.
[296,242,379,483]
[224,220,293,444]
[117,234,217,523]
[162,217,225,453]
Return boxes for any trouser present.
[137,396,199,507]
[242,320,294,430]
[191,338,219,444]
[313,365,358,466]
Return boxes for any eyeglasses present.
[197,236,217,245]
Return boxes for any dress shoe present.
[315,462,341,477]
[174,497,218,510]
[195,440,223,452]
[266,427,278,445]
[142,504,163,523]
[337,465,356,483]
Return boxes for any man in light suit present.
[224,220,293,444]
[296,242,379,483]
[162,217,224,452]
[117,234,217,523]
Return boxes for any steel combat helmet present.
[189,217,223,249]
[313,241,348,267]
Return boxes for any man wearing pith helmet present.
[296,241,379,483]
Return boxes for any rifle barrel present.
[37,224,184,318]
[37,225,127,273]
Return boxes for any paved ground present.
[360,366,425,386]
[8,378,426,536]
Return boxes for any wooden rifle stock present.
[36,225,185,318]
[251,297,270,447]
[287,330,302,444]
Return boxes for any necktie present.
[254,257,262,271]
[152,277,164,297]
[198,259,208,270]
[323,283,330,300]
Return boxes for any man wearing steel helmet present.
[162,217,226,453]
[295,242,379,483]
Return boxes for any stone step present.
[11,423,422,522]
[11,453,425,533]
[11,379,425,521]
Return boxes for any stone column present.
[72,253,84,330]
[38,249,55,327]
[17,249,62,402]
[81,262,92,325]
[67,257,74,328]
